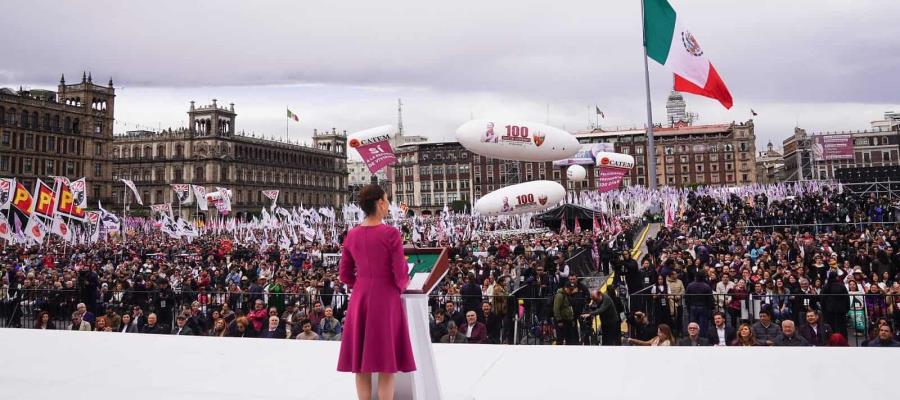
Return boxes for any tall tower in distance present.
[188,99,236,136]
[666,91,686,124]
[665,91,698,127]
[312,127,347,156]
[57,71,116,137]
[397,98,404,136]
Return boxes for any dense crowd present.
[0,215,638,345]
[625,186,900,347]
[4,182,900,348]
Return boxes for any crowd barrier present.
[0,289,609,345]
[628,292,900,346]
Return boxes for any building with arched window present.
[111,100,348,218]
[0,72,116,205]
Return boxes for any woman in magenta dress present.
[338,184,416,400]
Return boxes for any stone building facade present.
[574,121,758,188]
[391,120,758,213]
[392,141,473,213]
[112,100,348,217]
[0,73,116,203]
[782,124,900,182]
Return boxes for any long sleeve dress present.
[337,224,417,373]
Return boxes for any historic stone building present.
[391,120,758,214]
[392,141,473,214]
[0,72,116,203]
[755,141,785,184]
[782,122,900,182]
[574,120,758,188]
[112,100,348,218]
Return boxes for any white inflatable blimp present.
[594,152,635,169]
[347,124,393,148]
[456,119,580,162]
[474,180,565,216]
[566,165,587,182]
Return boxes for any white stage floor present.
[0,329,893,400]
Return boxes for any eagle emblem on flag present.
[681,30,704,57]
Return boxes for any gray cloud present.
[1,0,897,149]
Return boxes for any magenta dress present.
[337,224,417,373]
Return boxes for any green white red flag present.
[644,0,733,109]
[287,108,300,122]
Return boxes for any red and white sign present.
[56,182,86,221]
[51,217,74,242]
[25,213,48,244]
[0,219,12,241]
[597,167,628,193]
[32,179,56,218]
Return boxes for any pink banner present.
[353,138,397,174]
[813,134,854,161]
[597,167,627,193]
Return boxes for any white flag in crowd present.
[70,178,88,209]
[192,185,208,211]
[25,214,48,244]
[120,179,143,205]
[171,184,192,204]
[263,190,279,210]
[0,178,15,210]
[0,217,12,241]
[51,216,74,242]
[151,203,173,216]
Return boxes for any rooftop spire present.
[87,72,92,83]
[108,77,113,87]
[82,71,87,82]
[60,74,65,84]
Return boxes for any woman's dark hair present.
[34,311,50,329]
[358,184,386,216]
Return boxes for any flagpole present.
[285,106,289,143]
[641,0,658,191]
[123,185,129,246]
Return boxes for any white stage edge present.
[0,329,894,400]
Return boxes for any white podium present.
[372,294,442,400]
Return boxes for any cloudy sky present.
[2,0,898,153]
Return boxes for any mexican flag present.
[644,0,733,109]
[287,108,300,122]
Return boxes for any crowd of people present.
[0,213,638,345]
[625,184,900,347]
[4,181,900,348]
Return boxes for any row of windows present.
[0,106,98,134]
[665,163,750,174]
[111,143,336,170]
[0,155,89,177]
[397,179,472,193]
[236,145,330,168]
[853,136,894,147]
[0,130,97,155]
[417,164,471,176]
[664,173,750,185]
[420,150,469,162]
[113,144,182,159]
[662,143,747,155]
[113,189,339,207]
[113,167,343,189]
